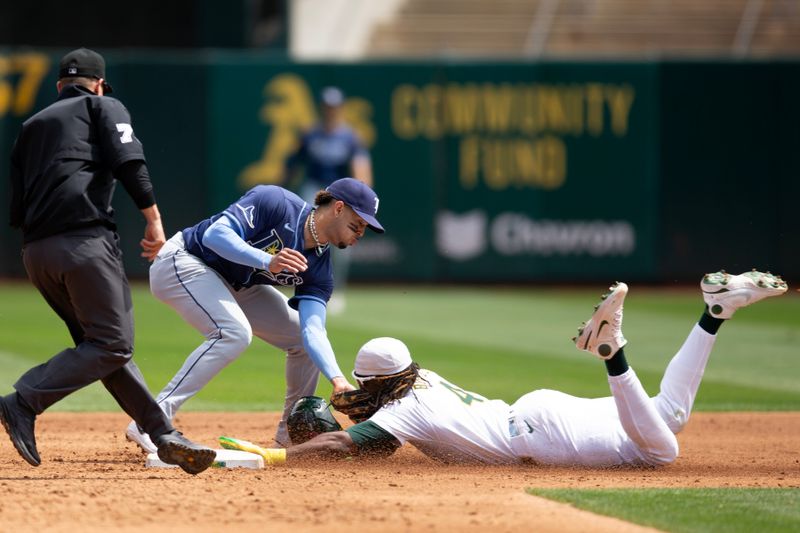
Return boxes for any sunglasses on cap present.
[352,366,416,394]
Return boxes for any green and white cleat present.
[573,282,628,360]
[701,269,788,319]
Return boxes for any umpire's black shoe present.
[154,430,216,475]
[0,393,41,466]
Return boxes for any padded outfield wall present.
[0,50,796,282]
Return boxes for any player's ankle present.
[604,347,629,376]
[698,306,725,335]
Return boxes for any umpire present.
[0,48,215,474]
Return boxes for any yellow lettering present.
[0,56,11,117]
[12,53,50,116]
[467,136,567,191]
[515,136,567,190]
[390,81,638,139]
[391,84,418,139]
[0,53,51,118]
[539,87,570,134]
[343,97,376,146]
[513,139,537,187]
[481,83,514,133]
[536,136,567,189]
[585,83,604,137]
[445,83,479,135]
[238,74,317,188]
[606,85,635,136]
[459,136,480,189]
[481,139,507,190]
[421,84,444,140]
[567,86,584,135]
[517,86,539,135]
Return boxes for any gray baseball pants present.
[148,232,319,444]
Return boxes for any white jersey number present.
[116,123,134,144]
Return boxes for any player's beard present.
[336,242,348,249]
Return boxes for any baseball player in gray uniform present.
[256,269,787,466]
[125,178,383,453]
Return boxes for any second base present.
[146,449,264,469]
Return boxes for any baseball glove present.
[286,396,342,444]
[329,389,380,423]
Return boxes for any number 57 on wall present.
[0,52,50,118]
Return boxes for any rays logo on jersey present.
[256,270,305,286]
[250,228,284,258]
[250,229,304,286]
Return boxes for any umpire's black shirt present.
[9,84,153,243]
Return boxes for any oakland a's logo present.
[251,229,304,286]
[237,74,375,188]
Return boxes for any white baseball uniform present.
[368,324,716,466]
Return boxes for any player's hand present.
[141,220,166,262]
[268,248,308,274]
[331,376,356,394]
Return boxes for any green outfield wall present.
[1,50,796,282]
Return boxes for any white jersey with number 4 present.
[369,369,518,464]
[369,368,668,466]
[368,326,717,467]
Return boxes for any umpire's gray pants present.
[149,233,319,444]
[15,227,173,439]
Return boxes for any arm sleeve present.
[201,215,274,270]
[297,298,344,381]
[115,160,156,209]
[345,421,401,456]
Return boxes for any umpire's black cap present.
[58,48,113,94]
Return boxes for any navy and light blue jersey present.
[286,125,369,188]
[182,185,333,307]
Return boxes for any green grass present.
[527,488,800,533]
[0,282,798,411]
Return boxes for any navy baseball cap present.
[58,48,113,93]
[326,178,384,233]
[320,86,344,107]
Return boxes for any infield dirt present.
[0,411,798,532]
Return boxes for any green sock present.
[604,347,629,376]
[698,306,724,335]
